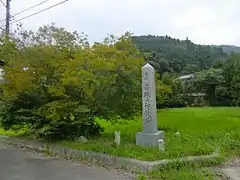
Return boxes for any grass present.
[137,158,227,179]
[57,107,240,161]
[144,167,223,180]
[1,107,240,161]
[0,128,26,137]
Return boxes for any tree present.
[190,68,227,105]
[223,54,240,106]
[0,24,144,140]
[158,72,186,108]
[132,35,226,75]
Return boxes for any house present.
[176,73,206,105]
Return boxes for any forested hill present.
[132,35,227,75]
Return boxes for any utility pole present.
[5,0,10,35]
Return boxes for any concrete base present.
[136,131,164,147]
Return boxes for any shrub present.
[0,25,144,140]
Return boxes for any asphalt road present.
[222,167,240,180]
[0,142,134,180]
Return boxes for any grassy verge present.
[58,107,240,161]
[1,107,240,161]
[137,158,228,180]
[143,167,224,180]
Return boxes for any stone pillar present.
[136,63,164,147]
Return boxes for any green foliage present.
[156,80,172,107]
[133,35,226,75]
[0,24,144,140]
[1,23,239,141]
[148,167,220,180]
[158,73,186,108]
[0,92,104,140]
[190,68,225,105]
[186,54,240,106]
[133,35,240,108]
[223,54,240,106]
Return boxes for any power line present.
[0,0,50,23]
[0,0,69,28]
[13,0,51,19]
[0,0,5,7]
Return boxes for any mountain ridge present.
[132,34,240,54]
[132,35,237,75]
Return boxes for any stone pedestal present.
[136,131,164,147]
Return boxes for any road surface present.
[222,167,240,180]
[0,142,134,180]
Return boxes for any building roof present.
[187,93,206,97]
[177,74,194,80]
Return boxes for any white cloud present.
[0,0,240,45]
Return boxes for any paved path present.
[221,167,240,180]
[0,142,134,180]
[220,158,240,180]
[221,157,240,180]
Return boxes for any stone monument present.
[136,63,164,147]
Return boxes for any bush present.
[0,26,144,140]
[167,94,187,108]
[0,93,104,140]
[156,72,187,108]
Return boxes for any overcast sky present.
[0,0,240,45]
